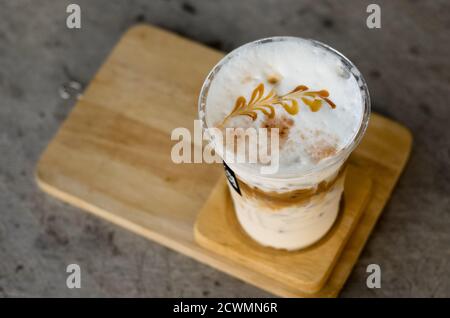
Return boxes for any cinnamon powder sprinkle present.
[267,75,280,85]
[261,115,294,146]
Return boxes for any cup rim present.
[198,36,371,181]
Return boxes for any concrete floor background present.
[0,0,449,297]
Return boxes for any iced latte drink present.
[199,37,370,250]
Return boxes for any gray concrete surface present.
[0,0,449,297]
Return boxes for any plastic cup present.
[198,37,370,250]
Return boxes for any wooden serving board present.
[35,25,412,297]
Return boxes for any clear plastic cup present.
[198,37,370,251]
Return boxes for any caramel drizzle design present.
[237,162,348,209]
[221,83,336,126]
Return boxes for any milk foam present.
[205,38,364,177]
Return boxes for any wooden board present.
[35,24,413,297]
[195,166,372,294]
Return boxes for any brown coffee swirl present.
[236,163,348,210]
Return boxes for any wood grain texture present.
[195,166,372,294]
[35,24,412,297]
